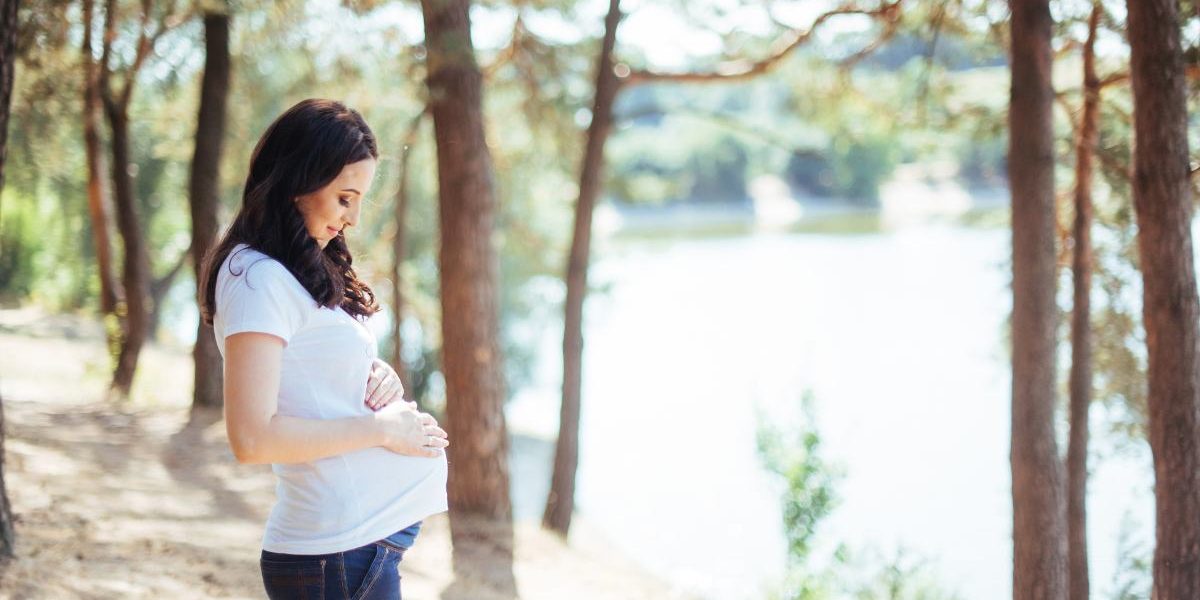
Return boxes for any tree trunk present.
[146,251,186,342]
[189,6,231,409]
[542,0,622,537]
[390,110,425,394]
[1066,6,1099,600]
[0,390,12,558]
[105,102,151,397]
[419,0,515,591]
[0,0,20,559]
[1127,0,1200,597]
[1008,0,1067,598]
[98,0,163,398]
[0,0,13,200]
[81,0,120,315]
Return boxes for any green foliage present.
[0,189,41,301]
[757,393,838,600]
[953,123,1007,188]
[838,547,963,600]
[758,394,961,600]
[778,57,913,204]
[1110,510,1151,600]
[609,61,913,208]
[827,130,901,205]
[757,393,839,567]
[787,130,902,202]
[686,132,750,203]
[606,113,750,205]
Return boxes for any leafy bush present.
[785,134,900,205]
[0,190,42,301]
[607,117,751,205]
[758,394,960,600]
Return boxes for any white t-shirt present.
[213,243,448,555]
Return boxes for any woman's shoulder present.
[219,244,312,302]
[222,244,287,279]
[214,244,316,339]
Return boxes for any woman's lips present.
[327,227,339,236]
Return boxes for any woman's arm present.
[223,331,448,465]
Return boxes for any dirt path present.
[0,308,686,599]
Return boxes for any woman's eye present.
[339,197,351,207]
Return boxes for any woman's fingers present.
[417,415,449,440]
[364,364,388,406]
[377,377,401,410]
[365,360,408,410]
[421,433,448,458]
[366,371,405,411]
[423,435,449,448]
[375,405,448,458]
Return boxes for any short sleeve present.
[216,255,312,344]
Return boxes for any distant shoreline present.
[598,181,1010,238]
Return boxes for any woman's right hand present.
[372,402,449,458]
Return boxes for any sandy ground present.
[0,307,688,599]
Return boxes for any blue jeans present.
[260,522,421,600]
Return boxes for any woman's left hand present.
[364,358,411,411]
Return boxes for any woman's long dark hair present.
[200,98,380,325]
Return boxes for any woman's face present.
[295,158,378,249]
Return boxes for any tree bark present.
[0,0,13,199]
[1066,6,1099,600]
[105,102,151,397]
[390,109,425,395]
[1126,0,1200,597]
[0,389,12,558]
[419,0,515,591]
[100,0,169,397]
[189,6,230,409]
[542,0,622,538]
[1008,0,1067,598]
[81,0,120,315]
[0,0,20,559]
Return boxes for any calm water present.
[506,211,1156,599]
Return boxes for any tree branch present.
[840,6,903,68]
[621,0,902,87]
[481,13,523,79]
[119,0,184,109]
[99,0,116,106]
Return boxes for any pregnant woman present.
[200,98,449,599]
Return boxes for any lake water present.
[505,208,1157,600]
